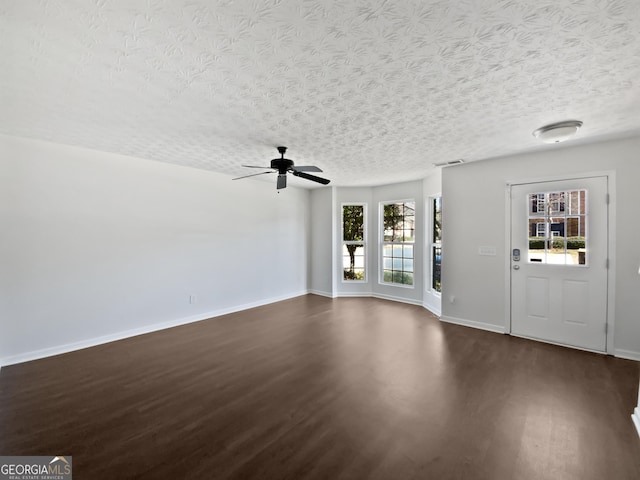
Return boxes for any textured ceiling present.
[2,0,640,187]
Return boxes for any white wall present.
[442,136,640,359]
[0,135,310,365]
[309,187,335,297]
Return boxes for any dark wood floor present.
[1,295,639,479]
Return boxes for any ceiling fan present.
[233,146,330,190]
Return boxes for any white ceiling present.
[2,0,640,188]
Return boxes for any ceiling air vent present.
[433,159,465,167]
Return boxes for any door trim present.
[504,170,616,355]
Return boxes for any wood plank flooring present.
[1,295,639,479]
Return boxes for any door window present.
[527,190,587,265]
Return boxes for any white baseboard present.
[336,291,424,307]
[440,315,506,334]
[336,291,373,298]
[338,291,435,310]
[0,291,308,367]
[307,289,336,298]
[633,407,640,440]
[614,349,640,362]
[422,302,441,317]
[371,292,423,306]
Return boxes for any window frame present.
[341,203,367,283]
[379,199,416,288]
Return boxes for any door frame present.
[504,170,616,354]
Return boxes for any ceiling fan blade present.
[292,165,322,172]
[242,165,274,169]
[292,171,331,185]
[277,174,287,189]
[232,171,273,180]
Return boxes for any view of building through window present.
[528,190,587,265]
[382,201,415,285]
[342,204,365,281]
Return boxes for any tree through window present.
[342,204,365,281]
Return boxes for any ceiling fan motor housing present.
[271,158,294,174]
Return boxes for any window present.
[527,190,587,265]
[381,201,415,286]
[430,196,442,293]
[342,204,366,281]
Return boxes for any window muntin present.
[381,201,415,286]
[342,204,366,281]
[527,190,587,265]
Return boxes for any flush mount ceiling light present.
[533,120,583,144]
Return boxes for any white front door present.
[510,176,608,351]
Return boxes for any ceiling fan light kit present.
[533,120,583,144]
[233,147,330,190]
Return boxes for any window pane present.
[404,202,415,215]
[403,245,413,257]
[403,259,413,272]
[403,229,415,242]
[548,192,565,213]
[568,190,580,215]
[343,243,365,280]
[432,245,441,292]
[343,205,364,241]
[393,272,413,285]
[433,197,442,243]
